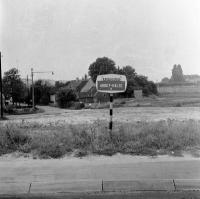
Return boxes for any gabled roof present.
[80,79,95,93]
[76,80,88,92]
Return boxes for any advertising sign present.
[96,74,127,93]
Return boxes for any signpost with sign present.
[96,74,127,131]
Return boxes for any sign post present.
[109,93,113,131]
[96,74,127,132]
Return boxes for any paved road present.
[3,106,200,125]
[0,154,200,194]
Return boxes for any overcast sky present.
[1,0,200,81]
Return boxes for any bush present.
[142,87,149,97]
[0,125,32,155]
[74,102,85,110]
[56,88,77,108]
[175,102,182,107]
[39,94,50,105]
[4,104,15,114]
[0,120,200,158]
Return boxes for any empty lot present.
[3,106,200,125]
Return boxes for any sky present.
[1,0,200,82]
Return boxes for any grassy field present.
[115,93,200,108]
[1,119,200,158]
[84,92,200,109]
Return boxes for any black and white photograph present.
[0,0,200,198]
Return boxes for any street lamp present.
[31,68,54,109]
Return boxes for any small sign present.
[96,74,127,93]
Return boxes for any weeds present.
[0,119,200,158]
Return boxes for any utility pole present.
[0,52,3,119]
[31,68,34,109]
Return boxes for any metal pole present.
[27,75,29,88]
[27,75,29,106]
[0,52,3,118]
[109,93,113,131]
[31,68,34,109]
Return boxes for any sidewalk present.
[0,154,200,194]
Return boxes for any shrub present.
[175,102,182,107]
[56,88,77,108]
[39,94,50,105]
[74,102,85,110]
[0,120,200,158]
[4,104,15,114]
[0,125,32,155]
[38,143,66,158]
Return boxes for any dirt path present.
[2,106,200,125]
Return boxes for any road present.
[0,154,200,194]
[3,106,200,124]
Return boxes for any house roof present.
[80,79,95,93]
[76,80,88,92]
[62,80,82,91]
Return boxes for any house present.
[78,79,96,103]
[93,92,109,103]
[50,78,110,105]
[50,79,89,105]
[64,80,82,91]
[50,94,56,105]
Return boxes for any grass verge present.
[0,119,200,158]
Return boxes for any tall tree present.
[88,57,117,82]
[170,64,185,82]
[117,65,137,97]
[118,65,137,80]
[33,80,53,105]
[56,88,77,108]
[3,68,25,104]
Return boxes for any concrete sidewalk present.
[1,179,200,195]
[0,154,200,194]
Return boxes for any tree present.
[88,57,117,82]
[3,68,25,104]
[135,75,148,87]
[135,75,158,96]
[118,65,136,80]
[81,74,88,81]
[124,79,137,97]
[56,88,77,108]
[170,64,185,82]
[33,80,53,105]
[117,65,137,97]
[55,81,69,89]
[161,77,170,83]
